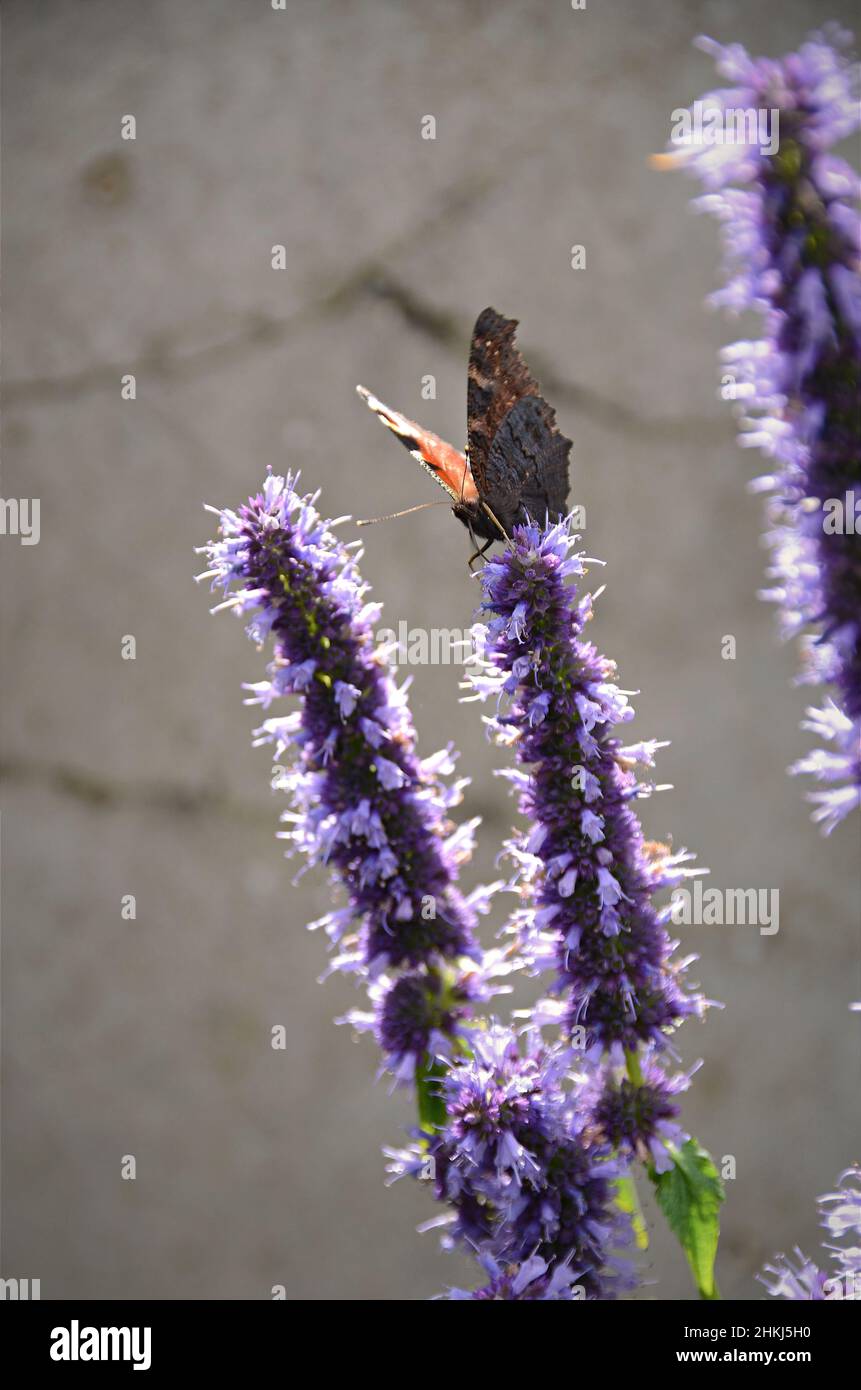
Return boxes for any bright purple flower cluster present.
[467,519,706,1058]
[389,1026,631,1299]
[760,1165,861,1300]
[202,477,630,1299]
[199,472,486,1080]
[667,28,861,832]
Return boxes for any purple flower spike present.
[395,1024,633,1299]
[466,518,707,1053]
[199,472,482,1069]
[665,27,861,830]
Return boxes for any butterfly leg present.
[465,519,493,571]
[466,521,480,570]
[466,536,494,571]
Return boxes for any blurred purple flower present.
[760,1165,861,1299]
[664,27,861,831]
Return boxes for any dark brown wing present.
[484,394,572,534]
[466,308,541,493]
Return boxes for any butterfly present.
[356,307,572,566]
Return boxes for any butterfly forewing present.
[466,308,541,492]
[356,386,477,505]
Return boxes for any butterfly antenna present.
[458,452,470,504]
[356,499,450,527]
[480,500,511,543]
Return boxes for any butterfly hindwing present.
[484,393,572,533]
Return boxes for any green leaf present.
[650,1138,724,1299]
[614,1174,649,1251]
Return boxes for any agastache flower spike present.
[388,1024,633,1299]
[199,471,482,1080]
[658,28,861,831]
[466,518,706,1055]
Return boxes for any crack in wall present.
[4,268,729,444]
[0,758,274,824]
[3,203,729,446]
[1,171,496,406]
[0,757,506,829]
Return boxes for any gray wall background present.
[1,0,858,1300]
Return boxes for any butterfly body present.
[357,308,571,557]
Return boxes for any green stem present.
[614,1171,649,1251]
[625,1047,644,1087]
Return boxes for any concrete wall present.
[2,0,858,1299]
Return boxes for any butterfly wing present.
[466,308,541,494]
[356,385,478,505]
[484,394,572,533]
